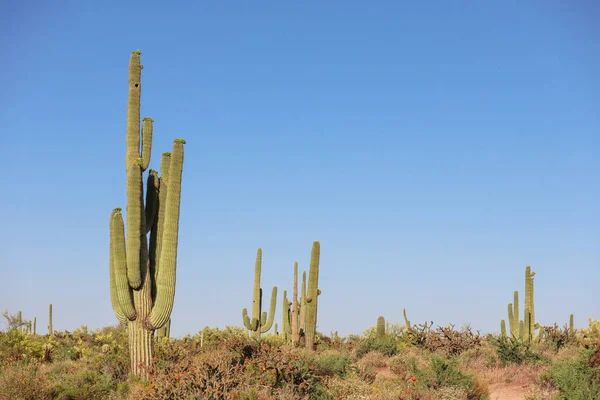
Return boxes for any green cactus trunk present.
[569,314,574,332]
[377,316,386,339]
[403,308,411,330]
[500,320,507,338]
[18,311,22,333]
[291,262,300,345]
[242,249,277,338]
[305,241,321,350]
[109,50,185,378]
[33,317,36,336]
[299,271,307,334]
[282,290,291,340]
[524,266,535,342]
[48,304,52,336]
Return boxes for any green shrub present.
[314,350,353,378]
[538,348,600,400]
[493,336,547,367]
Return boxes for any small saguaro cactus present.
[108,50,186,378]
[569,314,574,332]
[282,290,291,340]
[377,316,386,339]
[299,270,307,334]
[403,308,411,330]
[17,311,22,333]
[48,304,53,335]
[304,241,321,350]
[291,262,300,345]
[500,320,507,338]
[242,248,277,338]
[33,317,37,335]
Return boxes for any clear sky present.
[1,1,598,337]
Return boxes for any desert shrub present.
[417,356,488,399]
[356,336,398,358]
[493,336,547,367]
[0,363,51,400]
[539,323,578,353]
[538,348,600,400]
[313,350,353,378]
[404,322,482,358]
[354,351,389,383]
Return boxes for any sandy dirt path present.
[488,383,529,400]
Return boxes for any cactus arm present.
[500,320,507,338]
[260,286,277,333]
[126,50,142,169]
[145,170,159,233]
[140,117,153,171]
[147,139,185,330]
[152,152,171,288]
[110,209,137,320]
[125,162,144,289]
[109,211,127,324]
[242,308,258,330]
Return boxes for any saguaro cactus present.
[500,320,507,338]
[377,316,386,339]
[48,304,52,335]
[242,248,277,338]
[109,50,186,378]
[305,241,321,350]
[524,266,535,341]
[282,290,291,340]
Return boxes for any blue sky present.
[1,1,598,337]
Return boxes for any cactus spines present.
[109,51,185,377]
[48,304,52,335]
[500,320,507,338]
[242,248,278,337]
[305,241,321,350]
[377,316,386,339]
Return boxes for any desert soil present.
[488,383,529,400]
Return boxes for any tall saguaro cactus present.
[305,241,321,350]
[242,248,277,338]
[524,266,535,341]
[109,50,186,378]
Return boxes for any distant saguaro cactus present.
[48,304,52,335]
[305,241,321,350]
[377,316,386,339]
[242,248,277,338]
[108,50,186,378]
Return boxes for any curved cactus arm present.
[261,312,267,326]
[110,209,136,320]
[140,117,153,171]
[242,308,258,331]
[147,139,185,330]
[109,208,127,324]
[145,170,159,233]
[260,286,277,333]
[125,162,144,289]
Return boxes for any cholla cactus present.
[578,318,600,349]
